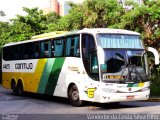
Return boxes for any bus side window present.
[13,45,21,60]
[40,41,51,58]
[66,35,80,57]
[21,44,26,59]
[34,42,40,59]
[3,46,13,60]
[91,53,99,74]
[54,38,64,57]
[28,43,34,59]
[22,43,34,59]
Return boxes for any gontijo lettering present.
[15,63,33,69]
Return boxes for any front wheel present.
[68,85,83,107]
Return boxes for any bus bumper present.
[99,91,150,103]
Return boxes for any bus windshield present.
[101,49,148,83]
[97,34,148,83]
[103,49,145,73]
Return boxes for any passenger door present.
[81,34,99,81]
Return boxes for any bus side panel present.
[2,72,12,89]
[53,57,101,103]
[37,58,65,95]
[53,57,82,98]
[2,59,47,93]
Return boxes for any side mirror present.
[146,47,159,65]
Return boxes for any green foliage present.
[45,12,60,24]
[0,21,11,47]
[150,81,160,96]
[66,0,124,28]
[44,12,61,32]
[150,65,160,96]
[13,7,47,34]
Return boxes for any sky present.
[0,0,50,22]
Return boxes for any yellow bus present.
[2,28,159,106]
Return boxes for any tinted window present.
[53,39,64,57]
[13,45,21,60]
[66,35,80,57]
[40,41,51,58]
[33,42,40,58]
[3,46,13,60]
[21,43,33,59]
[82,34,99,81]
[104,50,126,73]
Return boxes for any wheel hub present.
[72,90,79,100]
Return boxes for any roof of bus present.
[3,28,140,47]
[78,28,140,35]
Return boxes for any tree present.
[81,0,124,28]
[13,7,47,35]
[45,12,61,32]
[8,21,34,42]
[0,21,10,47]
[45,12,60,24]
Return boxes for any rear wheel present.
[11,80,18,95]
[68,85,83,107]
[17,81,24,96]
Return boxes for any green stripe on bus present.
[37,58,55,94]
[127,83,134,87]
[44,58,65,95]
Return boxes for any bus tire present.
[68,85,83,107]
[11,80,18,96]
[17,80,24,96]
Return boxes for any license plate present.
[127,95,134,99]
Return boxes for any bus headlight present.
[102,88,117,93]
[141,87,149,92]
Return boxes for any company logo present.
[86,88,96,98]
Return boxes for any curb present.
[148,98,160,102]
